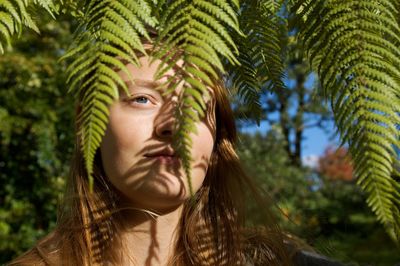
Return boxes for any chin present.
[122,182,190,212]
[115,170,206,213]
[134,194,187,214]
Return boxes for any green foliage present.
[0,0,58,53]
[238,131,400,264]
[292,0,400,241]
[0,54,70,262]
[228,0,287,124]
[237,130,311,225]
[0,13,75,263]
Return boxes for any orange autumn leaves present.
[318,146,354,182]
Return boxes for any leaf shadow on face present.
[97,146,211,265]
[63,70,220,263]
[90,106,215,265]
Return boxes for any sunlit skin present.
[99,56,215,265]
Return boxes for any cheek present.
[190,123,215,180]
[195,130,214,161]
[100,115,150,180]
[105,104,157,148]
[100,127,125,182]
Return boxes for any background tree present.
[231,3,332,168]
[0,13,75,262]
[237,132,400,265]
[318,146,354,182]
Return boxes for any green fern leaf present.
[0,0,59,53]
[0,11,14,34]
[61,0,155,189]
[190,56,220,80]
[293,0,400,242]
[0,1,22,25]
[0,22,11,45]
[186,66,213,86]
[226,0,287,124]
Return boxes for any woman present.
[9,52,298,265]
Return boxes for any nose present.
[154,102,178,139]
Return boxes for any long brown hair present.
[9,80,293,265]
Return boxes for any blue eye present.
[133,96,149,104]
[124,94,157,108]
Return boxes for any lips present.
[144,149,180,165]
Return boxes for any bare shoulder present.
[7,231,61,266]
[8,248,46,266]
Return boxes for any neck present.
[112,204,184,266]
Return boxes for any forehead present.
[117,56,214,99]
[117,56,179,96]
[118,56,179,83]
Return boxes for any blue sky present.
[302,121,339,157]
[238,73,342,166]
[240,119,339,156]
[239,117,340,168]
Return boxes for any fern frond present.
[0,0,27,51]
[293,0,400,241]
[61,0,155,189]
[155,0,241,195]
[0,0,59,53]
[227,0,287,124]
[32,0,57,18]
[0,11,15,34]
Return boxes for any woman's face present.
[100,56,215,212]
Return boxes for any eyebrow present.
[126,79,163,89]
